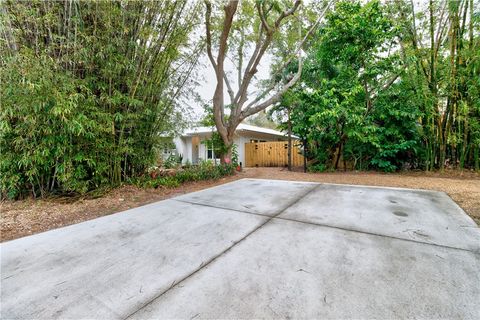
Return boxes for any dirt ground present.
[1,167,479,242]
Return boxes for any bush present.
[0,2,199,199]
[163,155,181,169]
[135,161,236,189]
[308,163,328,172]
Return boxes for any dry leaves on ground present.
[1,168,478,242]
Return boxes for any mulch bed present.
[1,168,478,242]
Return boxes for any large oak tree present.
[204,0,331,161]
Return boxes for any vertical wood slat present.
[244,141,304,167]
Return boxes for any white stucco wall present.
[234,135,247,166]
[173,137,191,164]
[198,139,207,162]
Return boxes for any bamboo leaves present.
[0,0,201,198]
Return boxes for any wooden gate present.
[245,141,304,167]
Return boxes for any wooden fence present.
[244,141,304,167]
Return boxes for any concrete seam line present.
[122,184,319,320]
[172,198,270,218]
[170,178,253,199]
[244,178,443,193]
[272,184,322,216]
[173,192,479,255]
[274,217,480,256]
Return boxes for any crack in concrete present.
[122,184,319,319]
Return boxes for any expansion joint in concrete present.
[274,216,480,256]
[122,185,319,319]
[174,194,480,256]
[172,199,268,218]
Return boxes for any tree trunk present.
[221,146,233,164]
[220,129,235,164]
[204,1,326,161]
[302,137,307,173]
[334,142,343,170]
[474,145,479,171]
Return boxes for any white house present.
[174,123,291,166]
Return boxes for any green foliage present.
[163,155,182,170]
[366,82,423,171]
[308,163,328,173]
[201,132,230,161]
[199,105,239,165]
[136,162,236,189]
[230,144,239,166]
[287,0,455,172]
[389,0,480,170]
[0,1,201,198]
[245,111,278,129]
[288,0,403,171]
[1,53,109,197]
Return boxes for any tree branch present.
[233,22,264,106]
[370,71,402,102]
[274,0,301,29]
[242,54,302,119]
[257,2,272,34]
[242,1,333,113]
[206,0,238,140]
[205,0,235,104]
[204,0,216,69]
[235,0,303,109]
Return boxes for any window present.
[206,140,215,159]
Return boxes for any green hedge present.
[0,1,199,199]
[134,162,236,189]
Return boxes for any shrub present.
[0,2,200,199]
[308,163,328,172]
[163,155,181,169]
[138,162,235,189]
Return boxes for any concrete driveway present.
[1,179,479,319]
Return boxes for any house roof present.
[182,123,296,138]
